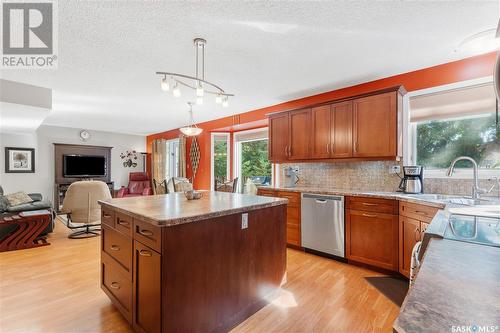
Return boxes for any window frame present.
[210,132,231,190]
[405,76,498,180]
[233,127,275,193]
[165,138,179,179]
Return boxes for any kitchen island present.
[98,192,288,333]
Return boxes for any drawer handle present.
[362,203,378,206]
[117,219,130,226]
[103,213,112,218]
[138,229,154,237]
[414,227,421,242]
[110,282,120,290]
[362,213,378,218]
[110,245,120,251]
[415,210,429,216]
[139,249,152,257]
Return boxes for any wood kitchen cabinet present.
[398,202,438,278]
[289,109,311,160]
[310,102,353,159]
[352,91,401,158]
[133,241,161,333]
[267,86,405,163]
[345,196,399,271]
[269,112,289,162]
[257,188,301,248]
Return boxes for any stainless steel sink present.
[444,214,500,247]
[405,194,500,206]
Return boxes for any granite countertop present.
[259,186,447,208]
[98,191,287,227]
[393,238,500,333]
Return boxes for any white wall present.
[0,125,146,201]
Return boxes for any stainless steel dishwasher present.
[301,193,345,258]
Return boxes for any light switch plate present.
[241,213,248,229]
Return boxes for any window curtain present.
[178,134,187,178]
[151,139,167,194]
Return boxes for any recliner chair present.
[116,172,153,198]
[61,180,112,239]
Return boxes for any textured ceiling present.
[2,1,498,135]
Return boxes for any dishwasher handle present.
[315,199,328,204]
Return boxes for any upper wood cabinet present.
[353,91,399,158]
[269,112,289,162]
[267,86,405,163]
[289,109,311,160]
[310,105,331,159]
[331,101,353,158]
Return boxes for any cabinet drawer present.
[134,219,162,253]
[102,225,132,273]
[115,212,133,236]
[101,252,132,323]
[101,206,115,228]
[278,191,300,207]
[347,196,398,214]
[399,201,438,223]
[258,189,276,197]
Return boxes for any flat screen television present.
[63,155,106,178]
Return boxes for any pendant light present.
[156,38,234,106]
[179,102,203,137]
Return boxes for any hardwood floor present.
[0,220,405,333]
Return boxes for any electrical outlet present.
[390,165,401,174]
[241,213,248,229]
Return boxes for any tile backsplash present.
[280,162,500,198]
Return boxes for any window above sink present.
[408,80,499,179]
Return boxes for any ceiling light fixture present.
[156,38,233,107]
[179,102,203,137]
[455,27,500,56]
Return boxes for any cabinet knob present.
[117,219,130,226]
[139,249,152,257]
[110,282,120,290]
[138,229,154,237]
[110,245,120,251]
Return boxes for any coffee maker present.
[283,166,299,188]
[398,166,424,194]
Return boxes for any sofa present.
[0,186,55,237]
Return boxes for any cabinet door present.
[399,216,421,278]
[268,113,289,162]
[310,105,331,159]
[133,241,161,333]
[331,101,353,158]
[352,92,397,157]
[288,109,311,160]
[346,210,399,271]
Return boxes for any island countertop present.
[98,191,288,226]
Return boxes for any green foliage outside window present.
[241,140,272,183]
[416,113,499,169]
[214,140,228,181]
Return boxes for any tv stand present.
[54,181,114,213]
[53,143,113,213]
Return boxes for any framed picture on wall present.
[5,147,35,173]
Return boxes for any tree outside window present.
[416,113,499,169]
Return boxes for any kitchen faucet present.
[446,156,488,199]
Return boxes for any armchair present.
[117,172,153,198]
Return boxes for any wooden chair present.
[214,177,238,193]
[153,179,168,194]
[172,177,193,192]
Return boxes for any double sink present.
[406,194,500,248]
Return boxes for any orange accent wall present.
[147,52,497,190]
